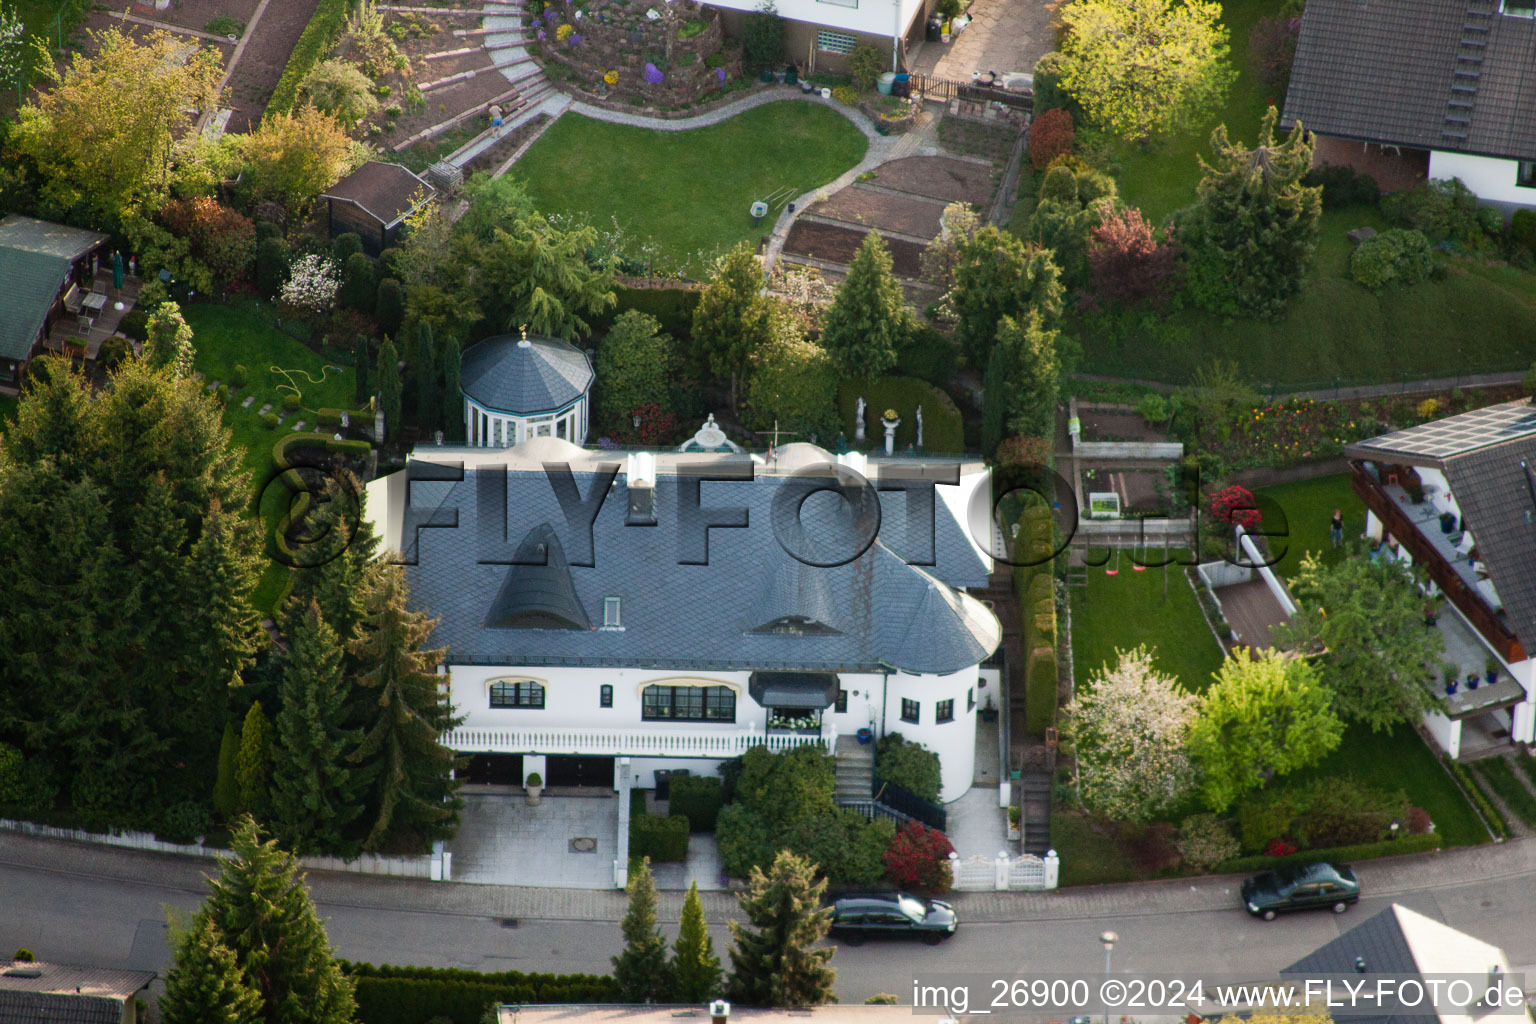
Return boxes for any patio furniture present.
[81,291,107,314]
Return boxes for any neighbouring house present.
[364,429,999,805]
[0,215,110,386]
[459,330,594,447]
[1345,399,1536,758]
[0,959,155,1024]
[705,0,931,78]
[319,161,435,256]
[1282,0,1536,210]
[1282,904,1516,1024]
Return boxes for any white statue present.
[854,396,867,442]
[916,405,924,450]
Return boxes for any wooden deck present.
[1213,578,1289,651]
[42,272,142,362]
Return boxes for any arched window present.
[489,679,545,709]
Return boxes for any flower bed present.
[857,94,922,135]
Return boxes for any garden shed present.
[320,161,435,255]
[0,215,109,385]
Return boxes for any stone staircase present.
[834,735,875,803]
[1019,773,1052,856]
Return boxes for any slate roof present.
[396,446,998,674]
[320,161,434,228]
[1282,0,1536,161]
[1347,400,1536,652]
[0,215,107,362]
[0,960,155,1024]
[460,334,594,415]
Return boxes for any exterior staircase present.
[1019,773,1052,856]
[833,735,875,803]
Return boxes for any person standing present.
[489,103,504,138]
[1329,508,1344,548]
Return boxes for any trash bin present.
[654,768,690,800]
[925,14,943,41]
[892,72,911,97]
[877,71,896,95]
[785,66,797,85]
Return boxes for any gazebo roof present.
[460,332,594,415]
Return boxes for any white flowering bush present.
[1064,645,1199,823]
[280,253,341,312]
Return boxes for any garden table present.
[81,292,107,313]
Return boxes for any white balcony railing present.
[446,720,837,759]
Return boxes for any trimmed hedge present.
[630,811,690,861]
[1443,756,1509,839]
[835,376,964,453]
[610,285,701,341]
[265,0,350,117]
[1472,757,1536,829]
[340,963,620,1024]
[668,774,723,832]
[1215,832,1442,874]
[1014,506,1058,737]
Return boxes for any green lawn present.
[512,102,869,274]
[1070,550,1225,691]
[1255,473,1366,581]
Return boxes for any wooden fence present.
[906,72,1033,111]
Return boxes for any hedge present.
[265,0,350,117]
[272,431,371,467]
[668,774,723,832]
[835,377,964,454]
[1214,832,1442,874]
[1472,757,1536,829]
[630,811,690,861]
[1441,756,1509,840]
[609,285,701,341]
[339,963,620,1024]
[1016,507,1058,737]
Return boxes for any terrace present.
[41,270,141,362]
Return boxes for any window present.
[936,699,955,724]
[818,0,858,9]
[604,596,622,628]
[642,685,736,722]
[967,687,976,711]
[901,698,920,724]
[600,684,613,708]
[816,29,857,54]
[489,680,544,708]
[836,688,849,713]
[1519,161,1536,188]
[1500,0,1534,16]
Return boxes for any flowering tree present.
[882,821,954,891]
[1064,646,1199,823]
[1208,484,1262,531]
[281,254,342,313]
[0,4,24,95]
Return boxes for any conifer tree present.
[981,311,1060,455]
[282,473,379,653]
[1194,106,1322,319]
[144,301,197,377]
[160,913,262,1024]
[950,226,1064,367]
[271,603,362,855]
[613,856,669,1002]
[819,232,909,382]
[235,702,272,819]
[347,565,463,851]
[691,242,768,413]
[377,336,402,441]
[415,320,438,436]
[353,335,371,408]
[439,335,463,444]
[727,850,836,1007]
[201,816,357,1024]
[213,719,240,819]
[670,880,722,1003]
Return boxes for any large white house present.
[364,431,1001,802]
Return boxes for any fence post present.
[1043,848,1059,889]
[431,840,444,881]
[994,851,1010,891]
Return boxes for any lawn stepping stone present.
[258,403,273,414]
[206,379,220,392]
[241,396,255,408]
[290,421,306,432]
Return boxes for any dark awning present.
[748,671,839,709]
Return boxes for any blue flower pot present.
[856,728,872,744]
[1467,675,1480,691]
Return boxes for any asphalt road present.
[4,843,1535,1007]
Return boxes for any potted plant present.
[1424,596,1442,627]
[1439,511,1457,534]
[1007,805,1021,842]
[525,771,544,805]
[979,696,998,723]
[1486,657,1500,684]
[856,726,873,744]
[1467,672,1480,691]
[1443,663,1460,696]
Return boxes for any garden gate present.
[948,850,1059,891]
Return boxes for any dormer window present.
[604,596,622,628]
[1501,0,1534,15]
[750,614,841,636]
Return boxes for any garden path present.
[907,0,1054,82]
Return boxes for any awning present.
[748,671,839,709]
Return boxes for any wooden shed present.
[320,162,436,255]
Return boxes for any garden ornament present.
[854,395,866,441]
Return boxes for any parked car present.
[1242,862,1360,921]
[828,892,958,945]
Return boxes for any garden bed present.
[124,0,261,36]
[781,221,925,279]
[1076,406,1170,444]
[808,183,948,241]
[869,155,998,206]
[220,0,325,131]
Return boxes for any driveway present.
[450,791,619,888]
[909,0,1056,81]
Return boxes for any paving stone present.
[241,396,255,408]
[291,420,306,432]
[258,403,273,414]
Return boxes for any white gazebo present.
[460,329,594,447]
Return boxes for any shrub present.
[317,408,344,429]
[1136,393,1169,424]
[343,252,379,312]
[283,393,301,412]
[301,59,380,124]
[1029,51,1075,117]
[1216,832,1441,874]
[0,743,22,806]
[261,412,280,430]
[1302,165,1381,209]
[1350,228,1435,290]
[1028,108,1075,171]
[848,44,883,91]
[1513,208,1536,254]
[630,812,690,862]
[1381,178,1488,244]
[118,308,151,342]
[1038,164,1079,204]
[256,237,291,300]
[230,364,249,388]
[13,949,34,962]
[267,0,351,116]
[1405,805,1432,835]
[882,821,954,891]
[895,323,958,386]
[788,808,892,885]
[1247,15,1299,94]
[98,336,133,369]
[742,2,784,72]
[1128,822,1181,873]
[215,383,230,404]
[1208,483,1261,530]
[333,232,365,264]
[1236,788,1301,851]
[875,734,941,803]
[375,277,405,336]
[866,994,900,1005]
[1176,814,1239,870]
[831,84,858,106]
[1087,206,1181,309]
[156,800,212,844]
[668,775,724,832]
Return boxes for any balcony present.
[446,720,837,759]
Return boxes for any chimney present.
[626,451,657,526]
[709,1000,730,1024]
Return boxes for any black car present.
[828,893,958,945]
[1242,862,1360,921]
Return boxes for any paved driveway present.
[450,792,618,888]
[910,0,1056,80]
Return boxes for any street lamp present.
[1100,931,1119,1024]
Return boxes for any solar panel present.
[1354,401,1536,459]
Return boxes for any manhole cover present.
[570,837,597,852]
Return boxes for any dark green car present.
[1242,862,1360,921]
[828,893,958,945]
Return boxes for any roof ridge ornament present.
[518,324,530,347]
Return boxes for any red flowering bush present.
[160,197,256,287]
[883,821,954,892]
[1264,837,1298,858]
[1208,485,1262,531]
[1405,806,1432,835]
[1086,206,1182,309]
[607,403,677,447]
[994,434,1053,469]
[1028,108,1075,171]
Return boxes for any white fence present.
[948,850,1059,891]
[0,818,437,879]
[446,722,836,758]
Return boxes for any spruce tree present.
[1194,106,1323,319]
[440,335,463,444]
[347,566,463,851]
[415,321,438,437]
[818,232,908,382]
[201,816,357,1024]
[271,603,362,855]
[981,343,1009,459]
[159,913,262,1024]
[613,857,669,1002]
[377,336,402,442]
[988,311,1060,444]
[691,242,768,413]
[353,336,371,408]
[144,301,197,377]
[282,473,380,652]
[670,880,721,1003]
[950,227,1064,367]
[727,849,836,1007]
[235,702,272,819]
[213,719,240,819]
